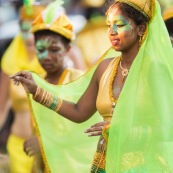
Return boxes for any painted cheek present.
[37,50,48,60]
[118,25,132,34]
[108,24,118,35]
[112,24,118,34]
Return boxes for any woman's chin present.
[112,46,122,52]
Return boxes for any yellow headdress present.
[19,4,45,21]
[31,0,74,41]
[163,5,173,21]
[115,0,155,20]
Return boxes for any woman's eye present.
[37,47,45,53]
[117,25,125,28]
[107,24,111,28]
[51,49,59,53]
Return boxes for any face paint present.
[107,14,132,34]
[36,40,50,60]
[36,49,48,60]
[36,38,64,60]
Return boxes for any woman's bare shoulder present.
[95,57,115,82]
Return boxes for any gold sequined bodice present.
[96,58,120,122]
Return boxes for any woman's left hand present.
[84,121,109,136]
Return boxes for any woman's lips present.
[111,39,120,46]
[42,63,54,69]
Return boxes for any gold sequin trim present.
[121,152,144,171]
[92,152,106,170]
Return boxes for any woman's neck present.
[121,45,139,68]
[45,66,66,85]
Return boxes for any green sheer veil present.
[29,50,113,172]
[106,0,173,172]
[28,0,173,172]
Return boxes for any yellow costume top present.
[96,58,119,122]
[57,68,83,84]
[1,34,45,76]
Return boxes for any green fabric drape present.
[107,1,173,172]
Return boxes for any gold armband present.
[33,86,63,112]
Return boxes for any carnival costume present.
[1,4,45,173]
[27,0,173,172]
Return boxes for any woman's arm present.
[0,72,11,129]
[10,59,111,123]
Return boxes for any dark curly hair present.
[105,1,149,26]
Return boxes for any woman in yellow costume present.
[163,5,173,45]
[22,2,100,172]
[11,0,173,172]
[0,2,46,173]
[76,0,112,69]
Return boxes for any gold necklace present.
[119,60,130,83]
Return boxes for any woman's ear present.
[66,45,71,52]
[138,24,146,36]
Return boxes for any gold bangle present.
[33,88,62,112]
[33,86,41,100]
[42,91,48,105]
[34,87,44,101]
[44,93,54,107]
[40,90,47,104]
[54,99,63,112]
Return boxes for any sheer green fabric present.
[28,49,117,173]
[107,1,173,172]
[28,0,173,172]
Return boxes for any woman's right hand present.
[9,71,37,95]
[84,121,109,136]
[24,136,40,156]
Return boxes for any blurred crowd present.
[0,0,173,65]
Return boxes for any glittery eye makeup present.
[107,15,132,34]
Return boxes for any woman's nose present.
[109,25,118,35]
